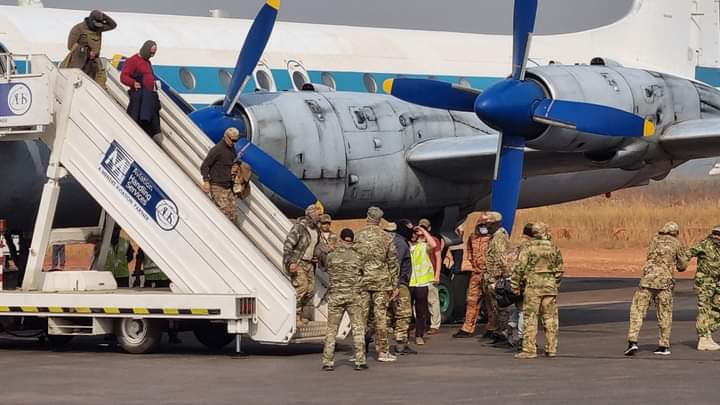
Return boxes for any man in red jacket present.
[121,41,160,138]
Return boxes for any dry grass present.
[515,179,720,249]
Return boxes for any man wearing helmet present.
[624,222,690,356]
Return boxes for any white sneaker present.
[377,352,397,362]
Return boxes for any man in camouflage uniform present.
[689,225,720,351]
[355,206,400,363]
[283,204,322,326]
[624,222,689,356]
[512,222,564,359]
[484,212,512,344]
[318,214,338,259]
[453,214,492,338]
[322,229,368,371]
[60,10,117,89]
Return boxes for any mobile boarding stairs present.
[0,53,348,353]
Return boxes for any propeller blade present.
[491,134,525,232]
[383,78,480,112]
[533,99,656,138]
[235,139,318,209]
[511,0,539,80]
[223,0,281,114]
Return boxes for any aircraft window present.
[458,78,471,88]
[363,73,377,93]
[321,72,336,90]
[179,67,196,90]
[292,71,308,90]
[254,62,277,91]
[218,69,232,90]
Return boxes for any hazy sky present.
[1,0,635,34]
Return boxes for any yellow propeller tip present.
[643,119,656,137]
[315,200,325,214]
[111,54,123,68]
[267,0,281,10]
[382,79,394,94]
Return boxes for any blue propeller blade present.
[533,99,655,138]
[511,0,539,80]
[491,134,525,232]
[223,0,281,114]
[383,78,480,112]
[235,139,317,208]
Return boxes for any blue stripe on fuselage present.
[696,66,720,87]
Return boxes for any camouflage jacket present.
[689,236,720,279]
[282,217,320,273]
[486,228,510,280]
[465,234,490,273]
[326,242,364,298]
[512,238,564,296]
[639,234,689,290]
[354,224,399,291]
[318,231,338,257]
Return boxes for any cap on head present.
[224,127,241,142]
[531,222,550,239]
[486,211,503,224]
[382,219,397,232]
[367,206,384,223]
[418,218,431,229]
[320,214,332,224]
[89,10,104,20]
[712,225,720,236]
[659,221,679,236]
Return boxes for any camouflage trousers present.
[322,292,367,367]
[291,261,315,316]
[695,272,720,336]
[209,185,237,223]
[522,293,559,355]
[460,272,484,333]
[361,290,391,353]
[627,287,673,347]
[391,285,413,343]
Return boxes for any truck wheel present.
[438,273,454,324]
[193,323,233,350]
[46,334,74,349]
[116,318,162,354]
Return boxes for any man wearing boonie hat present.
[283,204,322,326]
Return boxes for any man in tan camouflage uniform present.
[355,206,400,363]
[512,222,564,359]
[689,225,720,351]
[318,214,338,258]
[322,229,368,371]
[453,214,492,338]
[61,10,117,89]
[624,222,689,356]
[484,212,512,345]
[283,204,322,326]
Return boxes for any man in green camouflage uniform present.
[282,204,322,326]
[624,222,689,356]
[484,212,512,344]
[512,223,564,359]
[689,225,720,351]
[355,206,400,363]
[322,229,368,371]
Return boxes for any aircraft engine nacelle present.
[237,90,491,218]
[525,65,702,153]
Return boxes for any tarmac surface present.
[1,278,718,405]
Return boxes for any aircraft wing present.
[660,118,720,160]
[406,135,592,183]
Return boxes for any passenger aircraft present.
[2,0,720,234]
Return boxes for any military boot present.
[514,352,538,359]
[697,335,720,351]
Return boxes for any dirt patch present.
[561,247,696,279]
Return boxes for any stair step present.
[295,321,327,339]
